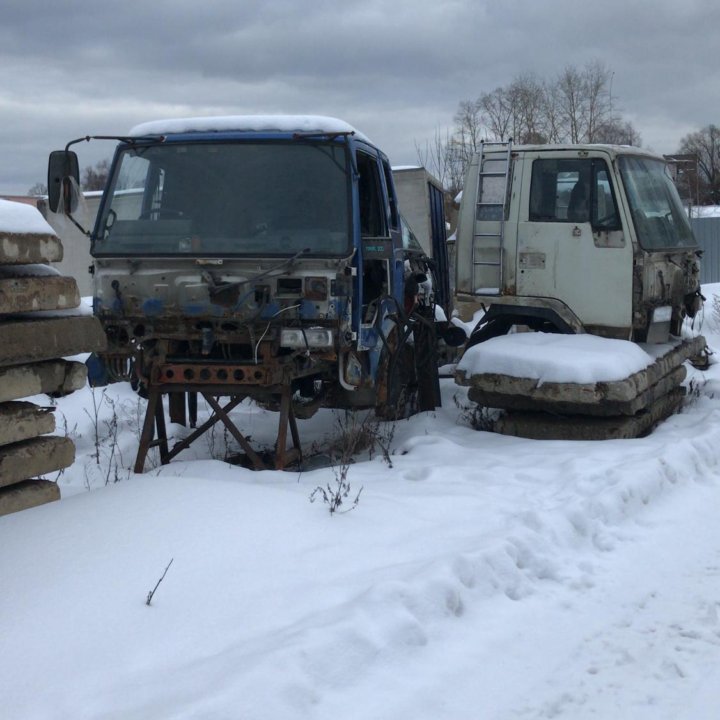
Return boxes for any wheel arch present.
[465,300,584,350]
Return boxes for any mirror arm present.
[64,134,163,152]
[67,211,90,238]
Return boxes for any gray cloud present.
[1,0,717,193]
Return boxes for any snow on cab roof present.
[129,115,370,142]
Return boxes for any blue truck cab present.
[48,116,450,451]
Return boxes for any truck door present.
[516,154,634,336]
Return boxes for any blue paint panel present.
[85,353,109,387]
[331,299,349,318]
[142,298,165,316]
[359,327,379,349]
[299,300,317,319]
[261,302,280,319]
[182,304,209,317]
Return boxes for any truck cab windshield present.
[618,156,696,251]
[93,140,352,257]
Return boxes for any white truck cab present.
[455,143,702,345]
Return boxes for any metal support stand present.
[275,385,302,470]
[133,384,303,474]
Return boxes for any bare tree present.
[452,99,486,168]
[415,99,488,196]
[678,125,720,205]
[595,118,642,146]
[541,81,564,143]
[415,127,464,197]
[27,182,48,197]
[81,159,110,191]
[415,60,640,193]
[479,87,513,141]
[507,74,548,144]
[583,60,613,142]
[555,65,585,143]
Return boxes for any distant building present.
[0,194,99,296]
[0,195,40,207]
[391,167,456,256]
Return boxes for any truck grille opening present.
[276,278,302,296]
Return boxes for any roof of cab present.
[128,115,370,143]
[505,143,662,160]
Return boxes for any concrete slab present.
[469,365,687,416]
[0,360,87,402]
[0,315,106,368]
[0,233,63,264]
[0,436,75,487]
[493,387,685,441]
[457,335,706,410]
[0,401,55,445]
[0,479,60,516]
[0,275,80,314]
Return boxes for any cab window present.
[357,151,387,237]
[381,160,399,231]
[529,158,620,230]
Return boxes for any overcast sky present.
[0,0,716,194]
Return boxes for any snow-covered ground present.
[2,292,720,719]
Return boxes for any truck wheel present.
[465,315,566,351]
[375,334,419,421]
[413,307,442,412]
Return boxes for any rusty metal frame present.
[129,339,332,473]
[133,383,303,474]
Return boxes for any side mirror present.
[47,150,80,214]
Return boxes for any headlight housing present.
[280,327,335,349]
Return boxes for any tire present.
[465,316,516,351]
[375,332,419,421]
[465,314,569,352]
[412,306,441,412]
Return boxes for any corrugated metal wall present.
[692,217,720,285]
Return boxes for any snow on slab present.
[457,332,655,385]
[0,198,56,235]
[130,114,369,141]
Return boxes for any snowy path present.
[306,400,720,720]
[338,465,720,720]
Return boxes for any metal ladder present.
[471,140,512,295]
